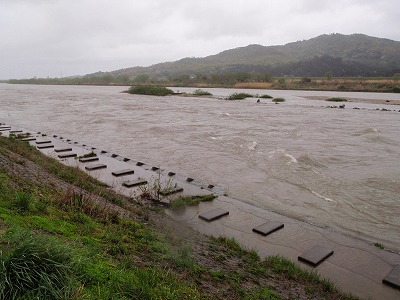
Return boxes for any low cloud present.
[0,0,399,79]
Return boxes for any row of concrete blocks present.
[25,137,187,197]
[197,207,400,289]
[21,132,217,192]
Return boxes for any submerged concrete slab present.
[253,221,284,236]
[0,128,11,131]
[9,130,23,133]
[159,187,183,196]
[122,179,148,188]
[383,265,400,289]
[85,164,107,171]
[37,144,54,149]
[111,169,135,177]
[136,161,144,166]
[36,140,52,144]
[199,208,229,222]
[58,153,77,159]
[298,245,334,267]
[21,137,36,141]
[79,156,99,163]
[54,147,72,153]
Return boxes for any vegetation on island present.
[260,94,273,99]
[228,92,254,100]
[127,85,174,96]
[326,97,348,102]
[0,135,357,299]
[192,89,213,96]
[272,98,286,103]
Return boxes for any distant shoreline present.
[302,95,400,105]
[6,77,400,94]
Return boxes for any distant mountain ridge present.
[88,33,400,78]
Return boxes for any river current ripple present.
[1,84,399,251]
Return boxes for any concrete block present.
[383,265,400,289]
[37,144,54,149]
[253,221,284,236]
[79,156,99,163]
[54,147,72,153]
[85,164,107,171]
[199,208,229,222]
[298,245,334,267]
[111,169,135,177]
[58,153,77,159]
[122,179,148,188]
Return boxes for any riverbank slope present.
[0,135,355,299]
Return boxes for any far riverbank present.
[7,76,400,94]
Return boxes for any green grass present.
[169,194,217,209]
[13,191,33,214]
[244,288,282,300]
[374,242,384,249]
[0,170,200,299]
[326,97,348,102]
[128,85,174,96]
[0,229,78,299]
[228,92,254,100]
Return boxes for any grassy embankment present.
[0,135,357,299]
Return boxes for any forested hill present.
[91,33,400,79]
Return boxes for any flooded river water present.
[1,83,399,251]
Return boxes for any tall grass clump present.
[260,94,273,99]
[0,231,78,299]
[228,92,254,100]
[13,191,32,214]
[128,85,174,96]
[272,97,286,103]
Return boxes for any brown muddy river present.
[1,83,399,251]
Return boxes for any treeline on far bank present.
[8,73,400,93]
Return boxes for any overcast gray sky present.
[1,0,399,79]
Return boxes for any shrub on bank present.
[128,85,174,96]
